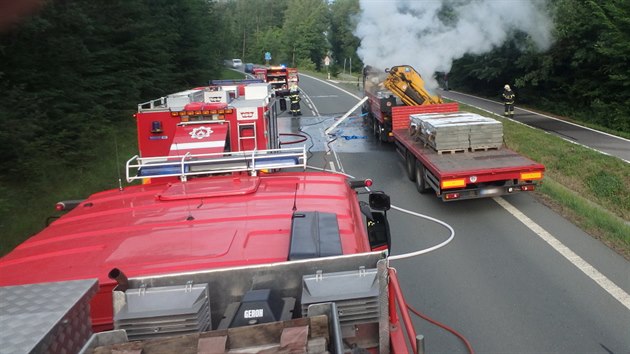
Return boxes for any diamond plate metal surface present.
[0,279,97,354]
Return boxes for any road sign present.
[324,56,330,66]
[265,52,272,61]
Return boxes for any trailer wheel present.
[415,161,431,193]
[406,152,416,181]
[373,120,379,137]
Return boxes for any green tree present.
[449,0,630,133]
[0,0,224,186]
[329,0,362,73]
[248,27,288,65]
[283,0,329,70]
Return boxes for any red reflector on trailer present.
[444,193,460,200]
[521,185,535,191]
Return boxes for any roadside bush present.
[327,63,341,77]
[297,57,316,71]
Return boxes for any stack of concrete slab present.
[409,112,503,152]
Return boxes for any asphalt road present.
[289,74,630,353]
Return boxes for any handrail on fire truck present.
[209,79,263,86]
[125,147,307,182]
[137,97,168,111]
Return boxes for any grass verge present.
[461,103,630,259]
[0,121,138,255]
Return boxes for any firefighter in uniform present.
[289,85,302,116]
[502,84,515,117]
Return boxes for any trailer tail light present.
[444,192,460,200]
[441,178,466,189]
[521,171,543,180]
[521,185,535,191]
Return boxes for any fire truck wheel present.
[415,160,431,193]
[406,152,416,181]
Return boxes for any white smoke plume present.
[354,0,554,89]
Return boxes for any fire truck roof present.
[0,172,369,288]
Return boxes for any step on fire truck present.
[0,79,427,353]
[363,65,545,201]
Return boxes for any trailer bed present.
[394,128,543,176]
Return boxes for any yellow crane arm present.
[383,65,442,105]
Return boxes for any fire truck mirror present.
[369,191,390,211]
[367,211,390,251]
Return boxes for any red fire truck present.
[253,65,299,97]
[0,79,428,353]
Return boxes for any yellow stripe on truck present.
[441,179,466,189]
[521,171,543,180]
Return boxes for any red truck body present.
[364,94,545,201]
[0,79,419,353]
[0,172,370,331]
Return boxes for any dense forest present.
[0,0,629,251]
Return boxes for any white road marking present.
[444,90,630,163]
[298,88,319,116]
[447,90,630,143]
[332,148,344,173]
[300,73,362,100]
[493,196,630,311]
